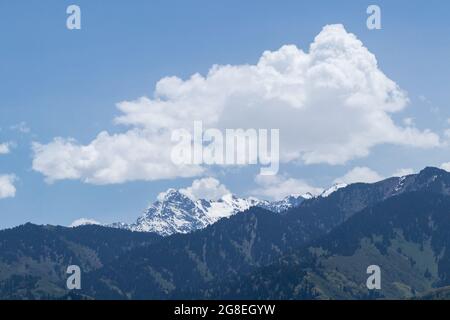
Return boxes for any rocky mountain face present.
[109,190,309,236]
[1,167,450,299]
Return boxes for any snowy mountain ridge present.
[107,188,324,236]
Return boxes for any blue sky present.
[0,0,449,228]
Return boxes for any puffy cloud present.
[70,218,101,228]
[392,168,415,177]
[32,132,204,184]
[251,174,323,200]
[178,177,230,200]
[0,144,17,199]
[334,166,384,184]
[0,143,11,155]
[0,175,16,199]
[441,162,450,172]
[32,24,440,184]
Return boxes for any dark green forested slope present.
[1,167,450,299]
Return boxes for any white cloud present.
[32,132,204,184]
[178,177,230,200]
[334,166,384,184]
[32,24,440,184]
[70,218,101,228]
[0,142,11,155]
[0,175,16,199]
[251,174,323,200]
[441,162,450,172]
[392,168,415,177]
[0,144,17,199]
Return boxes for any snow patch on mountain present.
[321,183,347,197]
[108,189,311,236]
[258,194,308,213]
[70,218,101,228]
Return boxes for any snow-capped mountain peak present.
[81,168,450,237]
[257,194,307,213]
[109,189,311,236]
[115,190,260,236]
[300,192,315,200]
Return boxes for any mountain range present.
[1,167,450,299]
[107,189,314,236]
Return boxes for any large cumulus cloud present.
[32,24,440,184]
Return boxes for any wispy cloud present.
[10,121,30,134]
